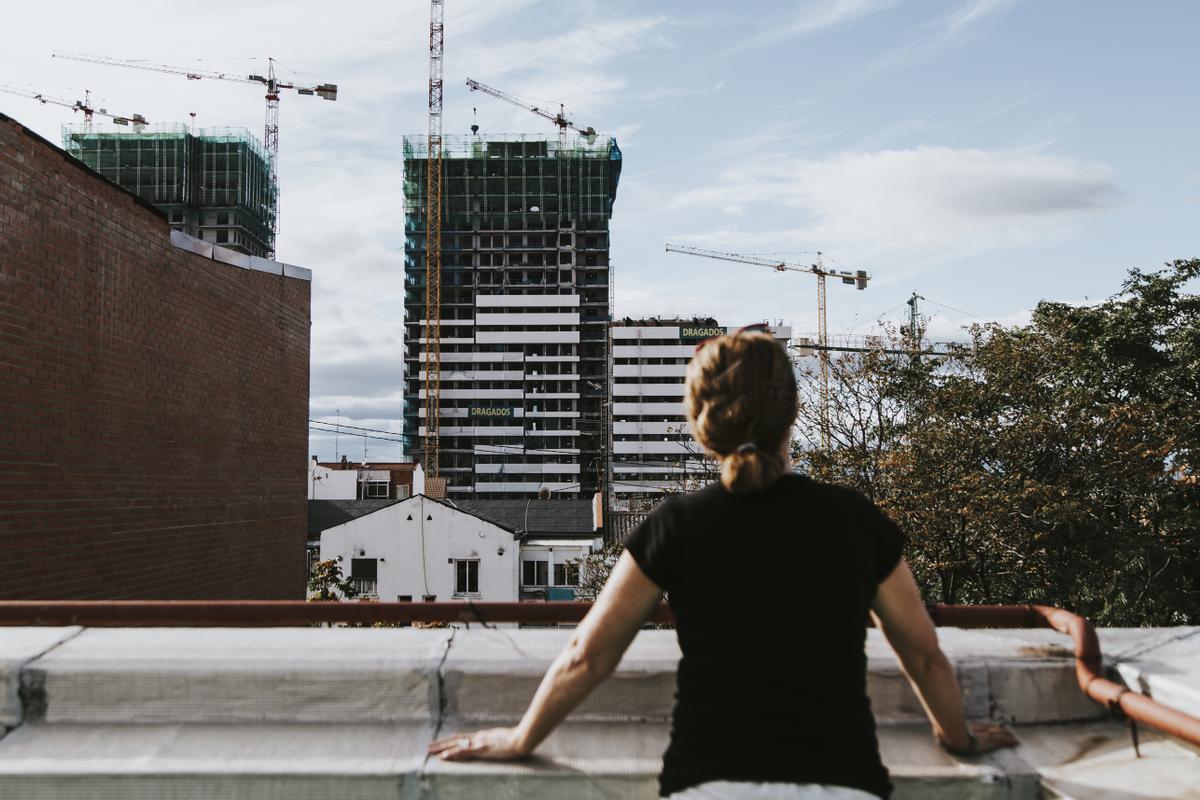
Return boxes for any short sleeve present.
[860,496,906,584]
[622,498,677,591]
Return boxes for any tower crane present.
[0,83,147,130]
[466,78,597,144]
[424,0,445,485]
[51,51,337,256]
[664,243,870,450]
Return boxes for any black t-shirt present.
[624,473,905,799]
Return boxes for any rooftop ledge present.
[0,622,1197,799]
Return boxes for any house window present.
[362,480,389,498]
[522,560,548,587]
[454,559,480,595]
[350,558,378,598]
[554,562,580,587]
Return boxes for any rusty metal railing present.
[0,600,1196,748]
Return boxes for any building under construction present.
[63,124,276,258]
[403,133,621,499]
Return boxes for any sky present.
[3,0,1198,462]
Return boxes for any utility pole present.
[904,293,925,362]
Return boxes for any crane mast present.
[663,243,869,450]
[423,0,445,480]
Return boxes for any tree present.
[307,557,359,601]
[796,260,1200,626]
[571,539,624,602]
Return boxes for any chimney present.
[340,455,349,468]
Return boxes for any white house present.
[452,498,602,601]
[319,494,518,602]
[308,457,418,500]
[307,459,358,500]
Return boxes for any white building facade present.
[415,294,589,497]
[610,320,792,503]
[307,460,358,500]
[319,495,519,602]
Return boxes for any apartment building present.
[611,319,792,504]
[402,134,621,498]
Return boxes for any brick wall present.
[0,114,311,599]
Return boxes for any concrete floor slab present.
[0,721,430,773]
[23,628,452,725]
[0,722,426,800]
[0,627,80,727]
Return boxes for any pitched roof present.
[448,499,596,536]
[307,499,403,539]
[308,496,533,541]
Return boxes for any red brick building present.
[0,113,311,599]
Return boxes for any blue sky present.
[3,1,1198,462]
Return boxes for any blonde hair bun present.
[685,332,798,493]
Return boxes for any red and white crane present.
[51,51,337,255]
[0,83,147,130]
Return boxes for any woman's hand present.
[428,727,529,762]
[941,721,1020,756]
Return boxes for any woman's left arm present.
[428,551,664,761]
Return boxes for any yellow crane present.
[423,0,446,487]
[664,243,870,449]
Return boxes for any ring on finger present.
[458,738,471,749]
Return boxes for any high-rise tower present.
[403,133,621,498]
[63,124,276,258]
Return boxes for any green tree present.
[797,260,1200,626]
[307,557,359,601]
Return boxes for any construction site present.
[63,123,276,258]
[402,132,621,498]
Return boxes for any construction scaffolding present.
[63,123,277,258]
[403,134,621,224]
[402,132,622,498]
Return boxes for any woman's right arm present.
[870,558,1018,755]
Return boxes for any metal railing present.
[0,600,1196,748]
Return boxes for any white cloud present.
[943,0,1019,40]
[671,145,1123,263]
[727,0,899,52]
[864,0,1022,74]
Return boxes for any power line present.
[922,296,985,320]
[309,423,715,472]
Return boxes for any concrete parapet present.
[0,628,81,728]
[442,628,680,723]
[20,628,452,725]
[1,625,1198,798]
